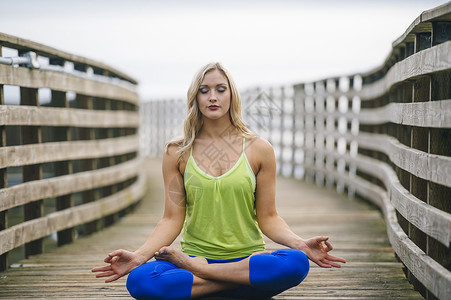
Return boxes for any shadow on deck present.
[0,157,422,299]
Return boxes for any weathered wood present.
[0,80,7,271]
[308,163,450,298]
[0,32,137,84]
[360,41,451,100]
[0,64,138,104]
[0,157,141,212]
[0,105,139,127]
[357,99,451,127]
[0,157,422,299]
[328,168,451,300]
[50,90,75,246]
[0,32,141,275]
[0,171,146,256]
[302,149,451,247]
[356,132,451,187]
[19,86,44,258]
[0,134,139,168]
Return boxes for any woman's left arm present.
[253,139,346,268]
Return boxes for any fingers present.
[105,274,121,283]
[316,255,346,268]
[316,236,329,242]
[91,265,111,273]
[109,249,124,257]
[104,249,123,263]
[95,270,115,278]
[327,254,347,264]
[316,258,340,268]
[324,240,333,251]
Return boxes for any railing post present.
[77,93,99,235]
[104,96,119,227]
[20,85,44,257]
[52,88,76,246]
[428,68,451,300]
[0,44,8,270]
[49,58,76,246]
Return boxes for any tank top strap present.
[242,135,245,153]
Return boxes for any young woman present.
[92,62,346,299]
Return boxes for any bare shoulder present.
[164,143,180,162]
[164,143,189,175]
[247,135,275,156]
[246,135,275,174]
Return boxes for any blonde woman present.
[92,62,345,299]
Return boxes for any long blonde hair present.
[166,62,253,160]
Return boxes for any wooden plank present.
[0,157,141,212]
[357,132,451,187]
[0,32,137,84]
[0,105,139,127]
[421,2,451,23]
[360,41,451,100]
[0,134,139,168]
[357,99,451,128]
[0,64,139,104]
[0,171,146,256]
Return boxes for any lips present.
[208,105,219,110]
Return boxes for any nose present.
[209,90,217,102]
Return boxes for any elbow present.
[257,212,279,232]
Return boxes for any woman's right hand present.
[91,249,147,283]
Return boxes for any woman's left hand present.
[300,236,346,268]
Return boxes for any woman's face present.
[197,69,231,121]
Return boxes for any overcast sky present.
[1,0,448,100]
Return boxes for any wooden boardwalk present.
[0,157,422,299]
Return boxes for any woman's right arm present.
[134,145,187,261]
[92,145,187,282]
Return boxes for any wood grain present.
[358,99,451,128]
[0,64,138,104]
[0,134,139,168]
[0,157,142,212]
[360,41,451,100]
[0,105,139,127]
[0,170,146,256]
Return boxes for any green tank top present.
[181,136,265,259]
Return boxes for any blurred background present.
[1,0,448,100]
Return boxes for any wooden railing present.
[0,33,145,271]
[141,3,451,299]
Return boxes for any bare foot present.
[154,246,207,274]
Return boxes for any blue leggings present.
[126,249,309,300]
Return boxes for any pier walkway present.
[0,157,421,299]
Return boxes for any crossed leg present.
[126,246,309,299]
[155,246,260,297]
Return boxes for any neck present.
[199,116,237,139]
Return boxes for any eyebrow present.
[199,83,228,88]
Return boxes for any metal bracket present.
[0,51,40,69]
